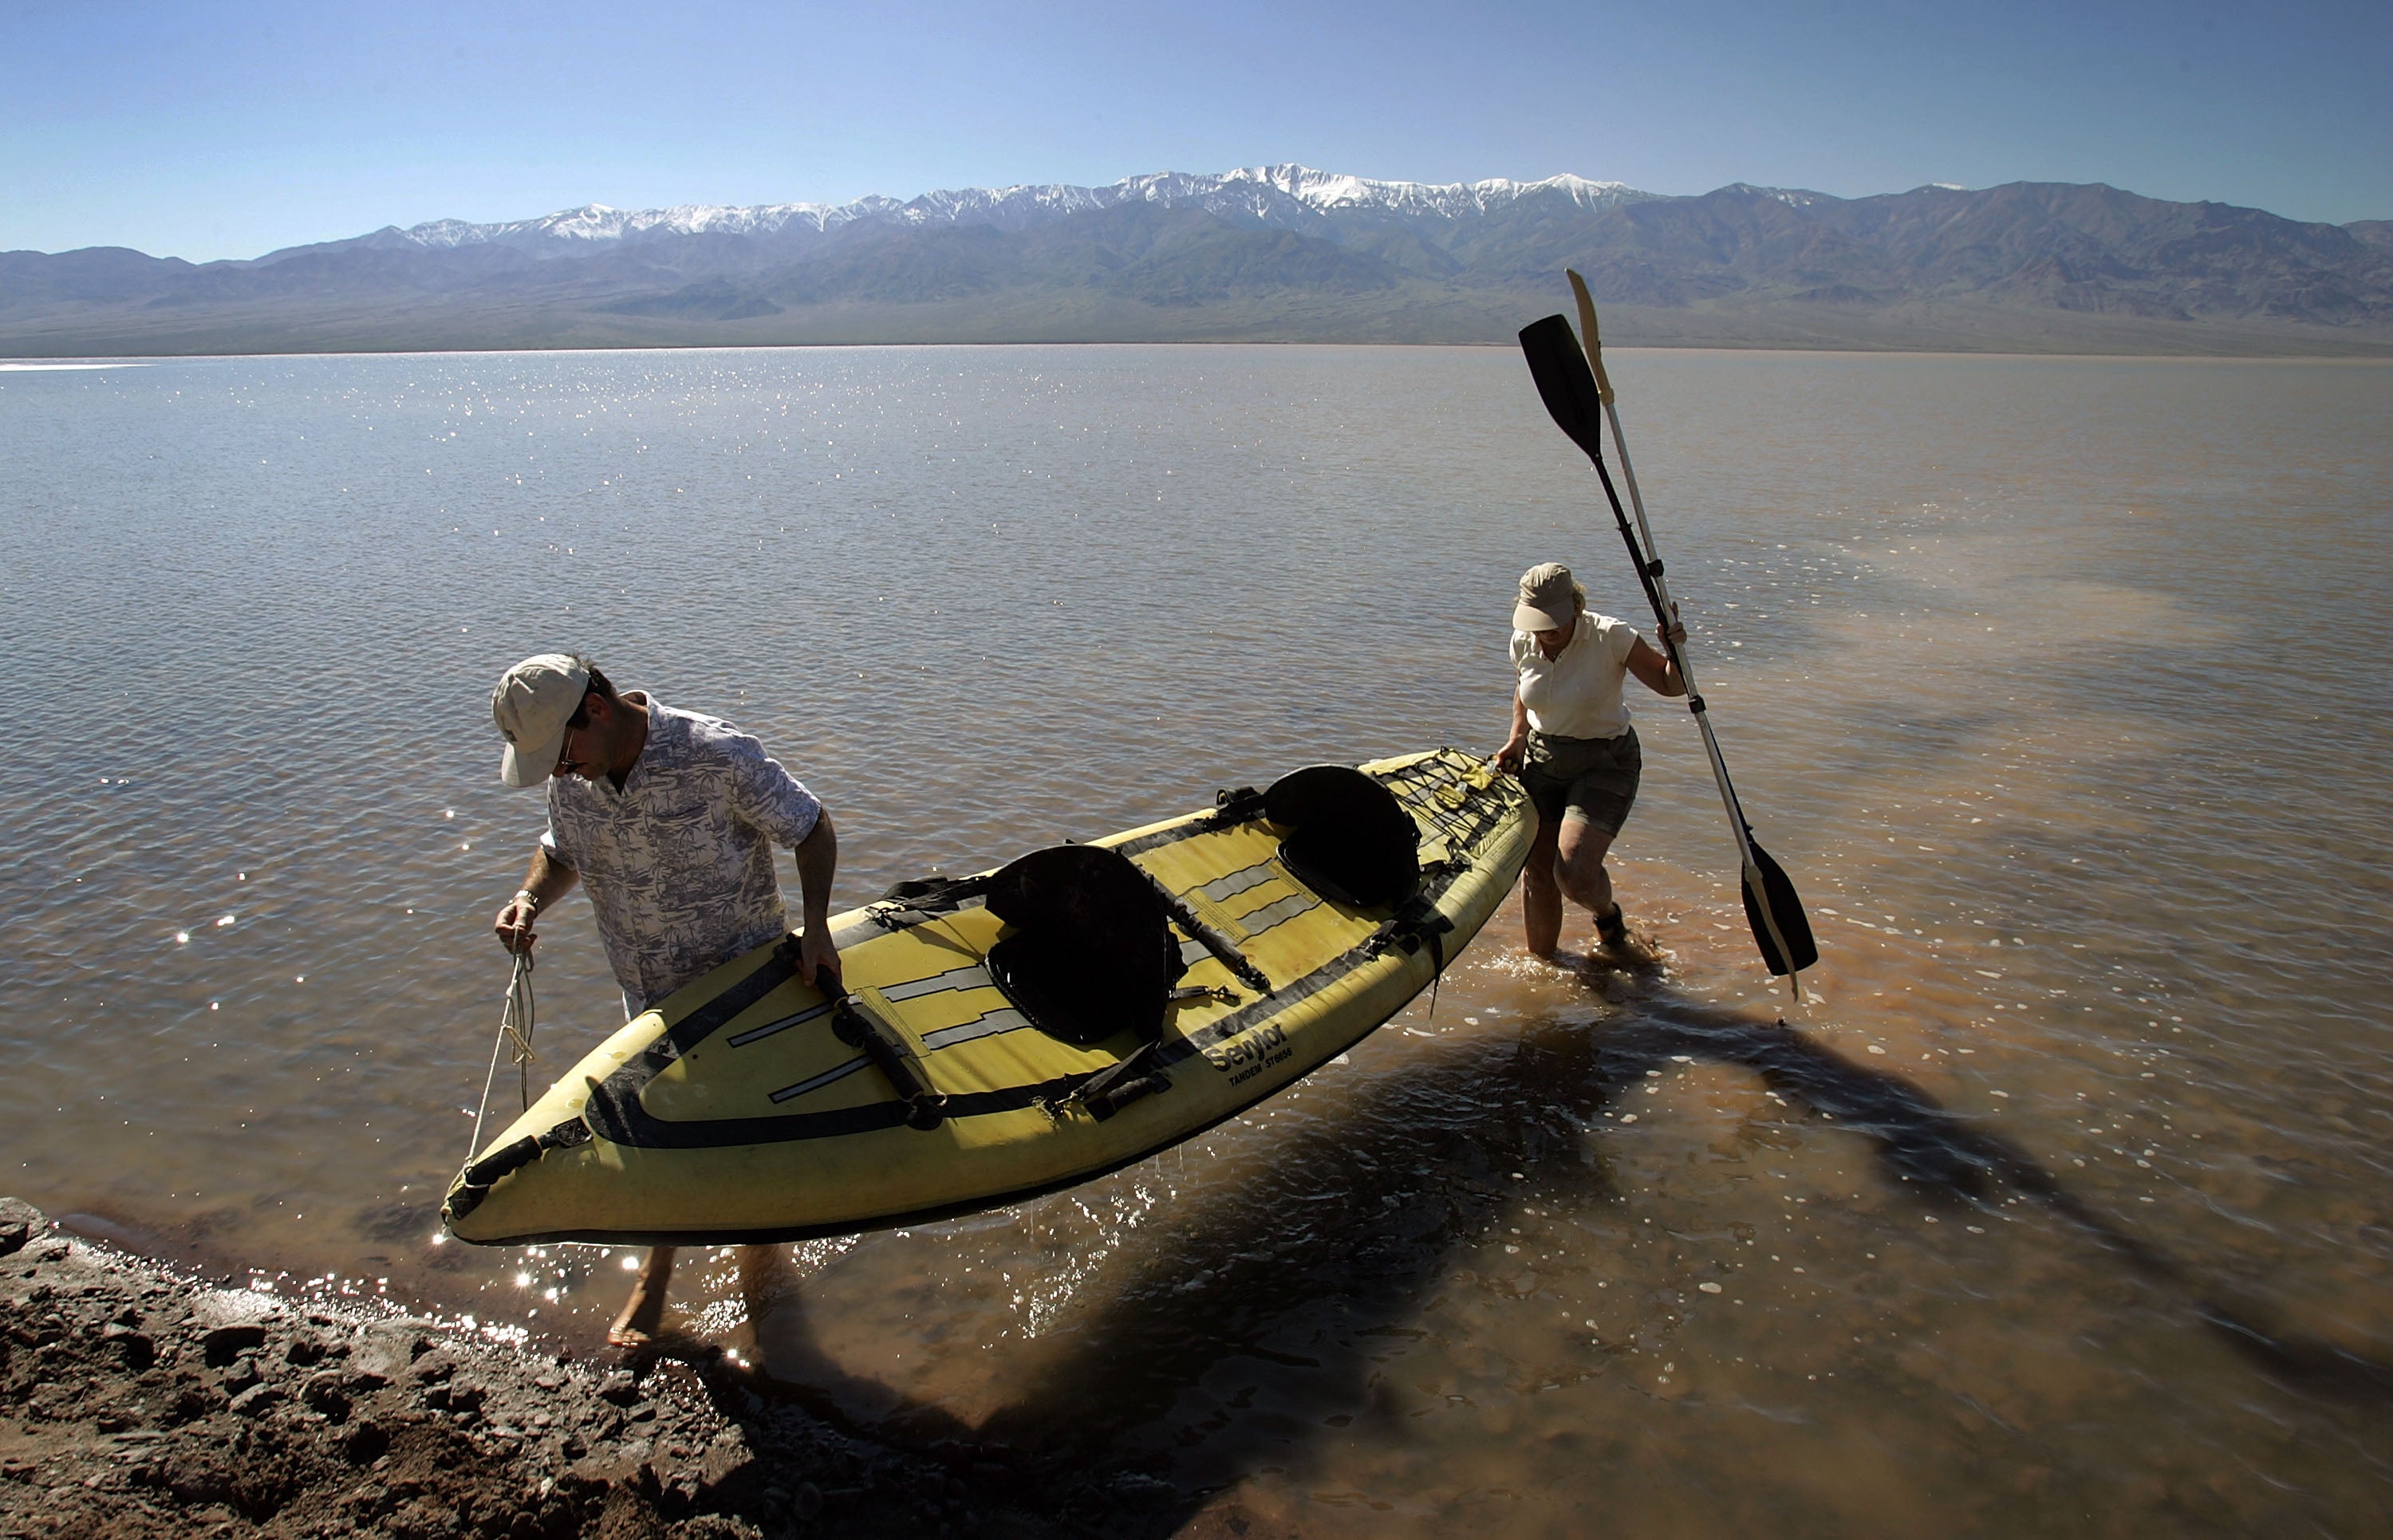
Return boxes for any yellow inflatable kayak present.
[443,748,1531,1246]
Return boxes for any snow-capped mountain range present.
[306,164,1652,260]
[9,165,2388,355]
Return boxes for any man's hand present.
[1494,734,1529,775]
[797,928,841,992]
[494,892,541,955]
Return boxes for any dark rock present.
[341,1420,389,1464]
[103,1323,157,1370]
[200,1322,268,1367]
[300,1369,351,1419]
[221,1356,263,1395]
[794,1481,824,1519]
[0,1197,43,1258]
[1110,1470,1174,1501]
[686,1427,767,1512]
[165,1381,222,1423]
[227,1382,282,1418]
[408,1347,459,1384]
[596,1368,641,1405]
[347,1321,425,1387]
[152,1451,237,1506]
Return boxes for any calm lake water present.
[3,344,2390,1534]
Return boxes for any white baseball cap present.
[491,653,590,789]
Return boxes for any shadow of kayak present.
[673,972,2393,1534]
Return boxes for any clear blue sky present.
[4,0,2387,261]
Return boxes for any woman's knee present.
[1557,820,1614,869]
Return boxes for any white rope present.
[460,948,537,1177]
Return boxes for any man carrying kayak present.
[1493,561,1684,961]
[487,652,840,1346]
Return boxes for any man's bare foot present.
[606,1306,663,1349]
[608,1247,676,1347]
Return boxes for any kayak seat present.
[1264,765,1421,911]
[984,844,1182,1048]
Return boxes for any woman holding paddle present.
[1494,561,1685,961]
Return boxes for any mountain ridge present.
[6,166,2389,357]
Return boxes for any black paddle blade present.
[1739,838,1819,975]
[1519,313,1607,463]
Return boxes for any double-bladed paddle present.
[1517,279,1818,997]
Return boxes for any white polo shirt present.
[1512,612,1642,740]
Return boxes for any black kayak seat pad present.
[984,844,1182,1048]
[1264,764,1421,912]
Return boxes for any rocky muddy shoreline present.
[0,1199,1216,1540]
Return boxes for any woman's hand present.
[1494,734,1528,774]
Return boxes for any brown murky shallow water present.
[4,345,2390,1534]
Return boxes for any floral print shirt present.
[542,696,822,1016]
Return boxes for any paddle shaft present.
[1516,305,1815,986]
[1566,278,1806,998]
[1587,410,1804,995]
[1596,400,1751,858]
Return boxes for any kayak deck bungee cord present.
[443,748,1532,1247]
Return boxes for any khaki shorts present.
[1520,727,1642,835]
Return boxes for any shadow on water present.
[663,971,2393,1533]
[1643,991,2393,1405]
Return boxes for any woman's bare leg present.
[1524,816,1564,957]
[1554,818,1617,920]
